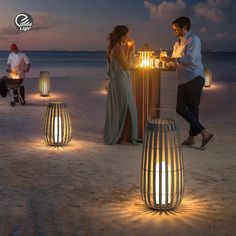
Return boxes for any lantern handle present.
[148,107,178,121]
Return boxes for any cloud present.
[144,0,187,20]
[0,24,19,35]
[193,3,225,22]
[143,0,236,51]
[193,1,226,23]
[31,11,56,31]
[0,11,55,39]
[207,0,230,7]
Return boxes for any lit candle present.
[54,116,62,143]
[156,162,171,204]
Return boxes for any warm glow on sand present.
[88,193,222,229]
[92,89,108,96]
[28,138,90,152]
[203,82,224,91]
[28,92,65,101]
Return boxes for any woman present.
[104,25,137,145]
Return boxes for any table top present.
[131,67,175,72]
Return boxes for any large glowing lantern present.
[141,118,184,210]
[39,71,50,96]
[204,68,212,87]
[44,102,72,146]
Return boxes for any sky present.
[0,0,235,51]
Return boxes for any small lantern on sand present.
[44,102,72,146]
[39,71,50,96]
[204,68,212,87]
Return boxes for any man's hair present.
[172,16,191,31]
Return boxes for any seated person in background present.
[6,43,30,103]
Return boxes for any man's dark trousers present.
[176,76,205,136]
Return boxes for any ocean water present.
[0,50,235,81]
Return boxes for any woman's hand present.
[126,39,135,55]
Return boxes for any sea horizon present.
[0,50,235,81]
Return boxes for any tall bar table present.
[131,67,174,140]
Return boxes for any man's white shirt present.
[7,52,30,78]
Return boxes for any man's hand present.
[24,63,30,73]
[160,56,175,63]
[6,68,12,73]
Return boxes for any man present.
[161,16,215,150]
[6,43,30,104]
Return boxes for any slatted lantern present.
[39,71,50,96]
[138,50,155,68]
[44,102,72,146]
[137,43,156,68]
[204,68,212,87]
[141,118,184,210]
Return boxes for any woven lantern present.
[204,68,212,87]
[141,118,184,210]
[39,71,50,96]
[44,102,72,146]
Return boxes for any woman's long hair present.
[107,25,129,56]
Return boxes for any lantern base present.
[143,202,182,212]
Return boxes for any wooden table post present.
[131,68,161,140]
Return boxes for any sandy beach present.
[0,72,236,236]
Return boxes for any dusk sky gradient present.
[0,0,235,51]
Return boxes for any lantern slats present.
[141,118,184,210]
[204,68,212,87]
[44,102,72,146]
[39,71,50,96]
[152,122,157,207]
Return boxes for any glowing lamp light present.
[204,68,212,87]
[141,119,184,210]
[10,69,20,79]
[39,71,50,96]
[156,162,171,204]
[54,116,62,143]
[138,51,155,68]
[44,102,72,146]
